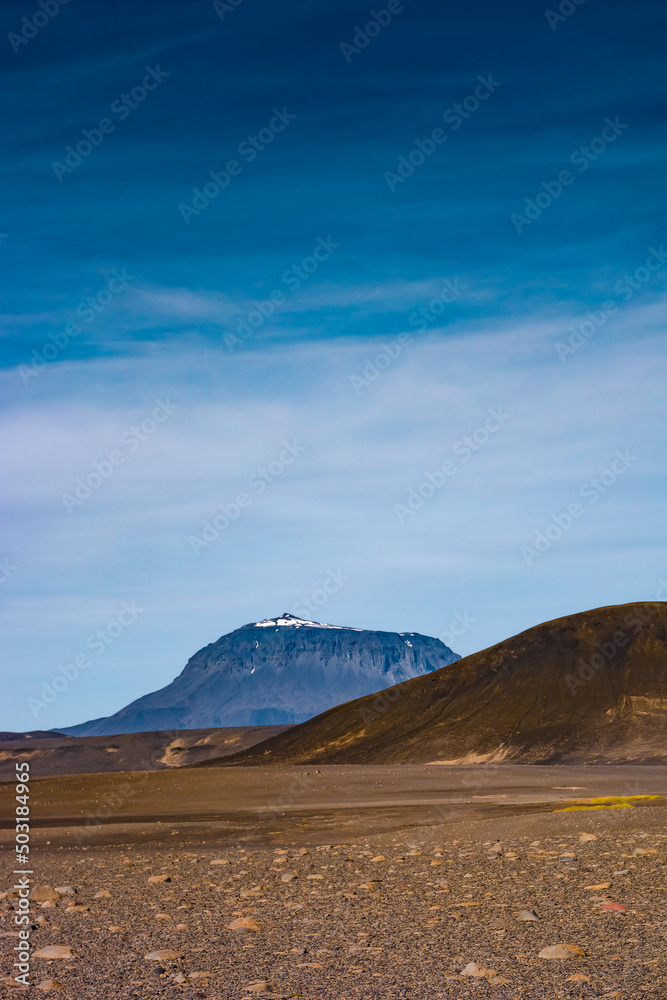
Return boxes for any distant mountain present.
[59,613,460,737]
[212,602,667,766]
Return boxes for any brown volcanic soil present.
[1,767,666,998]
[0,726,290,781]
[210,603,667,767]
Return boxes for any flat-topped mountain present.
[59,613,460,737]
[210,602,667,766]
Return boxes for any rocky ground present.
[2,807,667,999]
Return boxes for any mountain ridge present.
[60,613,460,737]
[200,602,667,767]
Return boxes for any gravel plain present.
[2,800,667,999]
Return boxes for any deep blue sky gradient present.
[1,0,666,730]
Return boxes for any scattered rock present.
[586,883,611,891]
[172,972,187,984]
[228,917,261,933]
[33,946,78,960]
[460,962,497,979]
[93,890,111,899]
[578,833,597,843]
[30,887,59,903]
[148,875,171,883]
[53,886,76,895]
[601,902,626,912]
[538,944,585,959]
[210,859,230,866]
[145,949,181,961]
[244,982,270,993]
[516,909,539,921]
[371,855,385,862]
[36,980,64,991]
[567,974,591,983]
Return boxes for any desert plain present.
[1,763,666,999]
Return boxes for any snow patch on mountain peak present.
[253,613,362,631]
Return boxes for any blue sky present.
[1,0,666,731]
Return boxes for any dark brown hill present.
[204,603,667,766]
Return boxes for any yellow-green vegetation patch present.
[554,794,663,813]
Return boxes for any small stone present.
[461,962,489,978]
[281,872,297,882]
[53,886,76,895]
[578,833,597,843]
[586,883,611,890]
[489,976,510,985]
[370,855,385,862]
[155,913,172,920]
[94,890,111,899]
[515,909,539,921]
[30,887,60,903]
[538,944,585,959]
[567,974,591,983]
[306,874,324,880]
[188,971,211,979]
[148,875,171,883]
[175,923,189,930]
[244,982,269,993]
[210,859,230,866]
[144,950,182,961]
[172,972,187,984]
[560,853,577,862]
[33,946,77,960]
[107,926,122,933]
[601,902,626,912]
[36,980,64,991]
[228,917,261,933]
